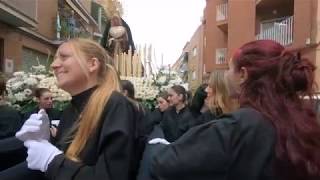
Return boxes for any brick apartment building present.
[176,0,320,92]
[0,0,104,75]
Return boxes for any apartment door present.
[0,39,3,72]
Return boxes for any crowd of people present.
[0,38,319,180]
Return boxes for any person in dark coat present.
[3,38,141,180]
[195,70,238,125]
[0,73,23,139]
[150,40,320,180]
[0,73,25,171]
[22,88,61,125]
[160,85,195,142]
[189,83,208,119]
[145,91,170,133]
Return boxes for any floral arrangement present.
[120,67,189,110]
[152,67,189,92]
[120,76,159,110]
[6,65,71,113]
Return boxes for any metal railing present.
[216,48,227,64]
[216,3,228,21]
[256,16,294,46]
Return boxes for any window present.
[192,47,197,57]
[22,47,53,72]
[192,71,196,80]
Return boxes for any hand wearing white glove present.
[24,140,62,172]
[16,109,50,142]
[148,138,170,145]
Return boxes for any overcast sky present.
[123,0,205,67]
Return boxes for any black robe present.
[151,107,276,180]
[194,110,219,126]
[160,106,196,142]
[45,89,141,180]
[0,105,23,139]
[0,88,142,180]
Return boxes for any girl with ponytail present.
[151,40,320,180]
[15,38,140,180]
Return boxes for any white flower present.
[157,76,167,84]
[25,77,38,86]
[24,89,33,96]
[13,71,25,77]
[14,92,27,102]
[11,81,24,91]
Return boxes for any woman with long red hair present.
[150,40,320,180]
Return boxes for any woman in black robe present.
[150,40,320,180]
[160,85,195,143]
[2,38,141,180]
[22,88,62,131]
[195,70,238,125]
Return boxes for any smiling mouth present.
[55,72,65,77]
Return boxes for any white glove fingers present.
[23,119,42,126]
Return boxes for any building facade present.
[197,0,320,90]
[173,25,205,93]
[0,0,103,74]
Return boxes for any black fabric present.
[151,108,276,180]
[0,137,26,171]
[0,162,44,180]
[137,125,166,180]
[160,106,196,142]
[0,105,23,139]
[45,90,141,180]
[194,110,219,126]
[0,88,141,180]
[141,108,163,136]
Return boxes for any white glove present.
[16,109,50,141]
[148,138,170,145]
[24,140,62,172]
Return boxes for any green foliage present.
[19,100,37,114]
[139,98,157,111]
[54,101,70,112]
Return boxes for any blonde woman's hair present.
[207,70,238,114]
[64,38,120,161]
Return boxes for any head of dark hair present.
[190,83,208,114]
[233,40,320,179]
[157,91,169,101]
[34,88,50,98]
[120,80,135,99]
[170,85,187,102]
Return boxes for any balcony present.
[0,0,37,27]
[216,2,228,32]
[216,2,227,21]
[216,48,227,65]
[256,16,293,46]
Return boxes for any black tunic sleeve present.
[46,94,136,180]
[0,105,23,139]
[151,108,276,180]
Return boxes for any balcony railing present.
[216,2,228,21]
[216,48,227,64]
[256,16,294,46]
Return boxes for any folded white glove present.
[16,109,50,142]
[24,140,62,172]
[148,138,170,145]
